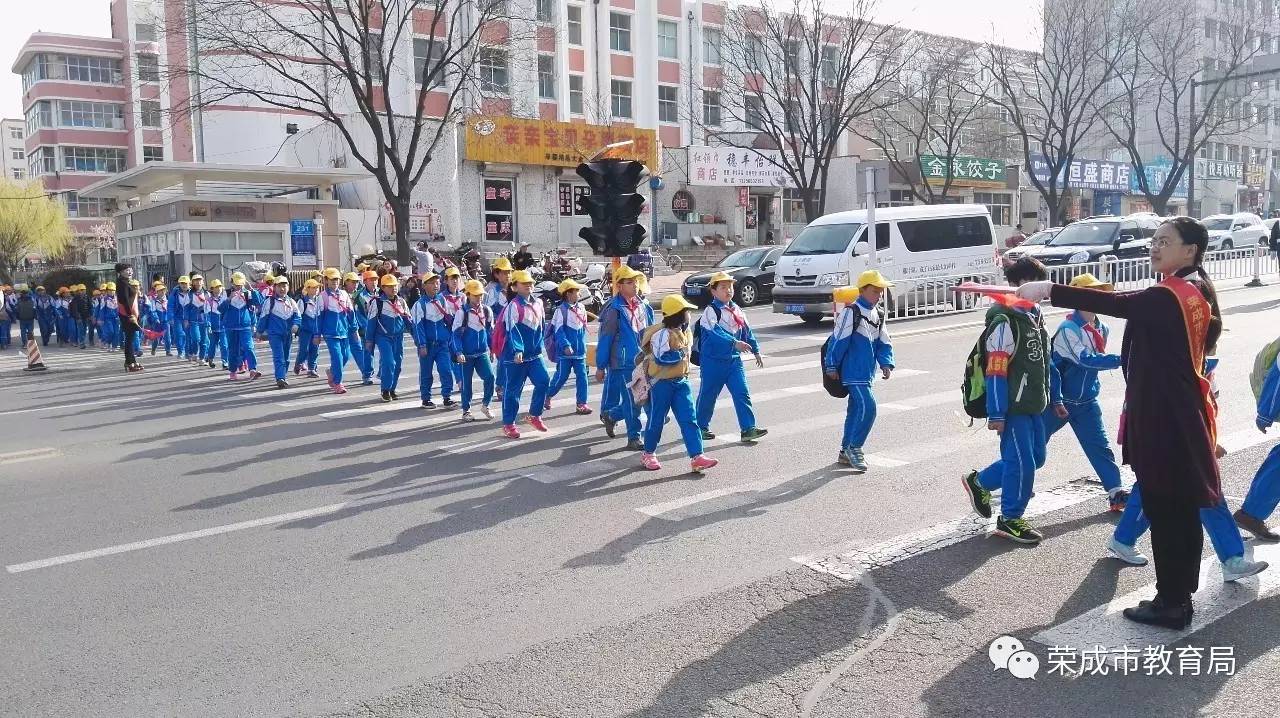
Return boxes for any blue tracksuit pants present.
[419,345,454,401]
[267,334,293,380]
[603,363,644,440]
[501,358,550,425]
[324,335,350,384]
[19,320,34,346]
[37,315,53,345]
[202,330,225,364]
[1242,443,1280,522]
[172,321,188,357]
[696,356,757,432]
[549,357,589,405]
[74,319,86,347]
[151,322,172,354]
[460,354,495,411]
[187,323,207,359]
[1114,483,1243,562]
[227,329,255,373]
[644,377,703,457]
[977,413,1047,520]
[294,330,318,372]
[1042,399,1122,492]
[347,332,369,382]
[375,335,403,392]
[0,320,10,349]
[841,384,877,450]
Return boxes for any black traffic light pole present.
[575,157,650,258]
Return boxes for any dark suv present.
[1029,213,1161,281]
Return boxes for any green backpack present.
[1250,337,1280,401]
[961,309,1018,420]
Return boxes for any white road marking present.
[0,447,61,465]
[792,481,1107,579]
[0,398,119,416]
[5,503,350,574]
[1032,540,1280,654]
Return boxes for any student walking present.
[257,276,301,389]
[638,295,719,473]
[186,274,211,364]
[694,272,768,443]
[0,286,14,350]
[486,257,513,400]
[222,272,263,381]
[203,279,227,368]
[294,278,321,377]
[823,271,896,472]
[169,275,192,359]
[452,279,495,421]
[365,273,410,401]
[596,265,654,449]
[316,268,355,393]
[343,272,373,386]
[411,272,458,409]
[15,286,35,346]
[1231,339,1280,543]
[545,278,593,415]
[498,270,550,438]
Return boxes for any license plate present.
[684,287,700,296]
[785,304,805,313]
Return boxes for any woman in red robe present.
[1017,216,1221,629]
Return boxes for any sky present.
[0,0,1043,120]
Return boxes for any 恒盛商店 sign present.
[918,155,1007,188]
[686,146,794,187]
[464,115,658,170]
[1029,154,1130,191]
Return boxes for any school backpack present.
[543,304,567,363]
[820,306,868,399]
[1250,337,1280,401]
[629,324,659,406]
[489,301,526,357]
[961,308,1017,420]
[690,304,721,367]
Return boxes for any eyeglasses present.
[1151,238,1182,249]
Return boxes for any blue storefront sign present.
[290,219,317,267]
[1130,160,1188,198]
[1030,154,1131,192]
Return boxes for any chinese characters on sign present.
[1130,160,1188,198]
[483,177,516,243]
[917,155,1007,188]
[1045,645,1236,678]
[738,187,750,208]
[1030,154,1131,191]
[686,146,795,187]
[671,190,696,214]
[465,115,659,170]
[289,219,317,268]
[1196,158,1244,182]
[1244,162,1266,189]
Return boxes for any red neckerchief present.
[721,301,747,332]
[381,294,408,318]
[623,296,646,333]
[1078,315,1105,352]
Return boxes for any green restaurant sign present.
[918,155,1007,188]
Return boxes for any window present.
[135,22,156,42]
[11,168,24,180]
[658,86,678,122]
[61,146,127,173]
[482,177,517,242]
[136,53,159,82]
[10,148,23,161]
[609,12,631,52]
[537,55,556,99]
[413,38,446,86]
[820,45,838,85]
[63,191,115,218]
[1229,144,1240,162]
[746,35,765,71]
[783,188,812,224]
[566,5,583,45]
[64,54,122,84]
[702,90,721,126]
[1205,18,1215,38]
[610,79,632,118]
[25,100,51,134]
[784,39,801,73]
[28,146,55,176]
[536,0,553,22]
[568,74,584,114]
[745,95,764,130]
[703,28,722,65]
[974,191,1012,226]
[59,100,125,129]
[141,100,162,128]
[784,101,798,133]
[9,126,22,141]
[897,216,993,252]
[363,35,382,82]
[657,20,678,59]
[143,145,164,163]
[886,189,915,207]
[479,48,509,93]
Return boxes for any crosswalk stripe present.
[0,447,60,465]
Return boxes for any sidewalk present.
[645,271,695,306]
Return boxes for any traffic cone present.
[24,339,47,371]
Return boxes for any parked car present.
[1201,212,1267,251]
[1029,213,1160,282]
[682,246,783,307]
[1001,227,1061,265]
[1264,218,1280,249]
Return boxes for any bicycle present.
[656,245,683,273]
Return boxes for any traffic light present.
[575,158,649,256]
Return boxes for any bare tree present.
[984,0,1144,226]
[1104,0,1271,214]
[174,0,529,264]
[857,37,997,204]
[698,0,910,220]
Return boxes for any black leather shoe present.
[1122,595,1192,630]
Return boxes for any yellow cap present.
[98,283,107,291]
[208,279,222,289]
[464,279,485,296]
[105,282,116,290]
[303,278,320,289]
[491,257,514,272]
[1068,273,1113,291]
[129,279,140,287]
[379,274,400,287]
[177,275,190,284]
[322,268,342,280]
[557,278,586,295]
[35,285,45,291]
[311,269,323,277]
[343,271,360,283]
[510,269,535,284]
[273,275,290,284]
[833,286,860,305]
[361,270,378,280]
[189,273,203,282]
[444,267,461,278]
[855,270,894,289]
[706,271,736,286]
[57,286,69,293]
[231,271,248,285]
[613,265,644,283]
[661,294,697,317]
[356,262,369,271]
[420,271,439,283]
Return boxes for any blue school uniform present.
[596,295,654,440]
[186,289,211,359]
[452,300,495,411]
[256,293,301,381]
[695,298,763,434]
[823,298,895,453]
[486,281,508,391]
[220,285,261,374]
[315,287,354,385]
[365,292,410,393]
[1242,352,1280,523]
[643,325,703,457]
[295,294,320,373]
[203,291,227,365]
[169,287,192,357]
[411,290,457,402]
[547,301,590,406]
[499,294,549,425]
[0,292,14,349]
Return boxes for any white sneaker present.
[1223,556,1268,582]
[461,411,475,422]
[481,404,492,420]
[1107,538,1149,566]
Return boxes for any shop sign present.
[738,187,749,208]
[211,203,258,220]
[1130,160,1187,198]
[671,190,696,213]
[465,115,658,170]
[687,146,794,187]
[290,219,317,267]
[1195,158,1243,182]
[918,154,1007,188]
[1030,154,1130,191]
[1245,162,1266,189]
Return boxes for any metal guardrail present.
[886,245,1272,320]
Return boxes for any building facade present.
[0,119,26,182]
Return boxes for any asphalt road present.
[3,282,1280,717]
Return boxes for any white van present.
[771,204,1000,323]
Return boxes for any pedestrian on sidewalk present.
[294,278,321,378]
[545,278,593,415]
[15,285,35,346]
[961,257,1066,546]
[33,286,54,346]
[452,279,495,421]
[442,267,466,384]
[485,257,513,401]
[222,272,263,381]
[170,276,191,360]
[411,271,457,409]
[596,265,654,450]
[1015,216,1224,630]
[186,274,211,364]
[115,263,144,372]
[315,268,353,393]
[343,272,373,386]
[695,271,768,445]
[101,283,120,352]
[366,273,410,402]
[1042,273,1129,512]
[204,279,227,368]
[257,276,301,389]
[824,271,895,472]
[498,269,551,438]
[638,295,719,473]
[71,284,91,349]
